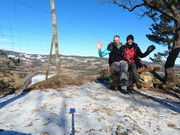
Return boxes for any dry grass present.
[28,73,99,90]
[0,67,100,95]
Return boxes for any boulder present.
[99,67,162,89]
[139,71,161,89]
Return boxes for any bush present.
[0,79,14,94]
[0,50,20,94]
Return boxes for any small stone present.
[108,113,113,117]
[117,126,124,131]
[40,133,49,135]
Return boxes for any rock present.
[100,69,163,89]
[40,133,49,135]
[17,73,27,78]
[139,72,154,88]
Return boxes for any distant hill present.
[1,49,180,89]
[1,49,179,75]
[0,49,109,74]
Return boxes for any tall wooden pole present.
[46,35,53,80]
[50,0,61,82]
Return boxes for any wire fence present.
[1,0,170,90]
[0,0,113,89]
[0,0,116,56]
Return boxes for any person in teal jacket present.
[96,35,129,94]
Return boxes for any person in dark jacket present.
[96,35,129,93]
[122,34,155,90]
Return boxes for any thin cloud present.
[0,39,8,41]
[0,46,25,50]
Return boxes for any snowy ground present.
[0,79,180,135]
[29,74,55,86]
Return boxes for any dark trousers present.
[128,62,139,87]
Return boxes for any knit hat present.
[126,34,134,41]
[113,35,120,41]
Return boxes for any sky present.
[0,75,180,134]
[0,0,179,64]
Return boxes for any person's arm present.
[137,45,156,58]
[99,49,111,57]
[136,47,147,58]
[96,41,111,57]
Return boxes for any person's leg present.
[118,61,128,81]
[128,62,142,89]
[110,61,129,93]
[128,70,133,88]
[128,62,139,82]
[110,61,126,83]
[110,62,121,72]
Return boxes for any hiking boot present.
[120,85,129,94]
[136,82,142,89]
[127,86,134,93]
[121,89,129,94]
[119,79,128,86]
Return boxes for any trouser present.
[128,62,139,87]
[110,61,128,81]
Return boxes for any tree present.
[101,0,180,86]
[0,50,20,75]
[147,12,180,73]
[147,11,180,84]
[0,50,20,92]
[149,51,168,65]
[146,13,174,52]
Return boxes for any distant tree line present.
[0,50,20,92]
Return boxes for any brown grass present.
[28,74,99,90]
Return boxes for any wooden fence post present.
[50,0,61,83]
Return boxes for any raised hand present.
[96,41,102,51]
[147,45,156,53]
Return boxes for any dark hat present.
[126,34,134,41]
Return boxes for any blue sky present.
[0,0,179,64]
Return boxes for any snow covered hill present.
[0,81,180,135]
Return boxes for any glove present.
[147,45,155,53]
